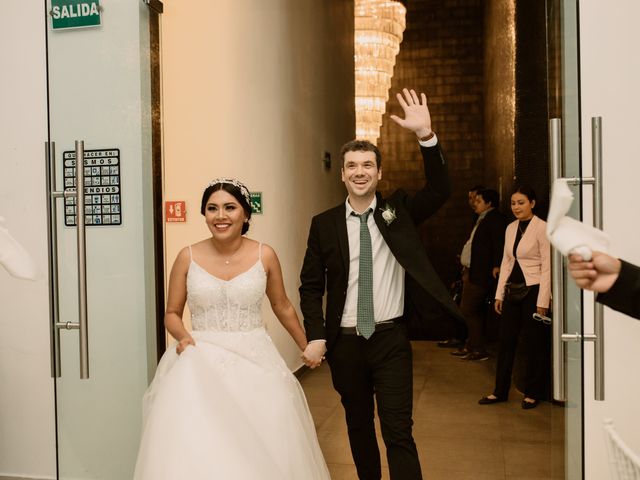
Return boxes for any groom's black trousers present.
[327,320,422,480]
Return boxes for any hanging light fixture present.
[355,0,406,144]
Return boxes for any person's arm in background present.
[494,226,514,315]
[490,213,506,279]
[568,251,640,320]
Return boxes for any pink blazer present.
[495,215,551,308]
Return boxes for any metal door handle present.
[75,140,90,379]
[549,118,566,402]
[46,140,90,379]
[46,141,62,378]
[591,117,604,401]
[549,117,605,401]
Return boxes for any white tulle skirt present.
[133,328,330,480]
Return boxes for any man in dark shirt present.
[437,184,487,349]
[452,189,506,360]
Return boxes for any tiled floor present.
[299,341,565,480]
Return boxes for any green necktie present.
[355,209,375,339]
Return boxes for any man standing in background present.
[451,189,506,361]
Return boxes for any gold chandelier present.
[355,0,406,144]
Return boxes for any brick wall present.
[373,0,550,341]
[377,0,486,288]
[513,0,550,218]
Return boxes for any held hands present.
[390,88,432,138]
[568,251,621,293]
[176,335,195,355]
[301,341,327,369]
[492,267,500,279]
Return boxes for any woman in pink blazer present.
[478,186,551,409]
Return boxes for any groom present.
[300,88,464,479]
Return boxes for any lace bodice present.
[186,247,267,332]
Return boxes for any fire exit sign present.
[51,0,101,30]
[250,192,262,214]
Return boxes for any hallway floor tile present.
[299,341,565,480]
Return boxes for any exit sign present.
[51,0,101,30]
[250,192,262,214]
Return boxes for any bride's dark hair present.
[200,182,252,235]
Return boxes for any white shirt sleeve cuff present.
[418,133,438,148]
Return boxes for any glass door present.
[45,1,159,478]
[547,0,584,478]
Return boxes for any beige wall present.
[161,0,355,369]
[580,0,640,477]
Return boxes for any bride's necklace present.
[216,240,243,265]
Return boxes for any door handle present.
[74,140,90,379]
[549,118,566,402]
[46,141,62,378]
[591,117,605,401]
[549,117,605,401]
[46,140,90,379]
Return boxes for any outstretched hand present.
[568,251,621,293]
[390,88,432,138]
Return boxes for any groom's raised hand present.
[390,88,432,139]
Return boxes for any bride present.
[134,178,329,479]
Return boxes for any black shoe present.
[450,348,468,357]
[478,395,506,405]
[521,398,539,409]
[463,352,489,361]
[437,338,465,348]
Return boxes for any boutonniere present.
[380,204,397,226]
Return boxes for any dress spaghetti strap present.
[258,242,263,262]
[188,245,193,262]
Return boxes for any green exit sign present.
[51,0,101,30]
[250,192,262,214]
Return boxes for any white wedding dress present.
[133,246,330,479]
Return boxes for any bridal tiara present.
[205,178,251,205]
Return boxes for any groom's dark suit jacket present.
[299,143,465,351]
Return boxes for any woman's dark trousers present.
[493,285,551,400]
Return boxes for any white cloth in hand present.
[303,341,327,364]
[0,217,39,280]
[546,179,610,260]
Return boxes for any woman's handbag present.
[505,281,529,302]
